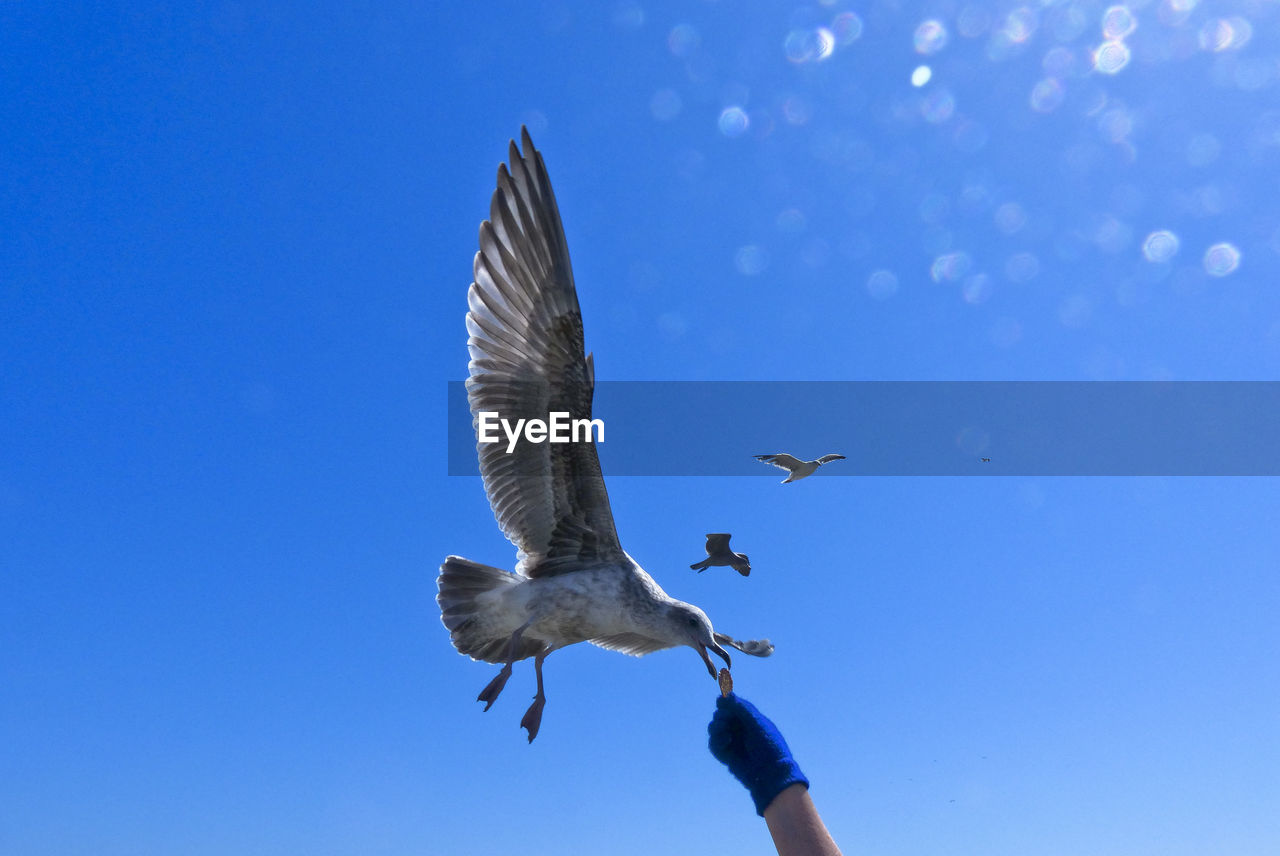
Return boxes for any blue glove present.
[708,693,809,816]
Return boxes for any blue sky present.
[3,2,1279,854]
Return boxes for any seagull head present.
[668,603,731,677]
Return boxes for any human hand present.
[708,693,809,816]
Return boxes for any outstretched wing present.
[466,128,623,577]
[754,453,802,471]
[816,454,847,464]
[704,533,732,554]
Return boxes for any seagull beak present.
[698,640,732,677]
[697,644,716,677]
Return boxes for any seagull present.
[754,452,847,483]
[690,533,751,577]
[438,129,773,742]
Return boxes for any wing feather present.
[590,632,677,656]
[466,129,623,577]
[704,533,732,553]
[754,453,803,471]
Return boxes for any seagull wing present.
[704,533,732,554]
[816,453,846,464]
[754,453,803,471]
[589,632,678,657]
[466,128,623,578]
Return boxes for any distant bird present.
[438,129,773,742]
[980,457,991,463]
[754,452,847,483]
[690,533,751,577]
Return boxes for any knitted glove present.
[708,693,809,816]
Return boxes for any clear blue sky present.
[3,2,1279,854]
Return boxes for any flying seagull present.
[754,452,847,483]
[690,533,751,577]
[438,129,773,742]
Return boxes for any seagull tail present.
[438,556,533,663]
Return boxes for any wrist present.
[748,763,810,817]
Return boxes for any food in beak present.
[718,668,733,697]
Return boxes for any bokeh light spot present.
[994,202,1027,235]
[866,269,899,299]
[782,96,811,125]
[959,183,993,215]
[931,251,973,282]
[985,6,1039,59]
[668,23,700,57]
[1200,17,1251,52]
[1002,7,1038,43]
[1099,108,1134,143]
[1142,230,1180,262]
[911,65,932,87]
[612,1,644,30]
[1030,78,1065,113]
[1159,0,1197,28]
[734,245,769,275]
[1093,40,1131,74]
[776,208,806,234]
[718,106,749,137]
[1102,6,1137,40]
[814,28,836,60]
[1005,252,1040,283]
[962,273,993,304]
[921,89,956,123]
[785,28,833,64]
[914,20,949,55]
[1203,242,1240,276]
[831,12,863,45]
[1093,216,1133,254]
[1186,133,1220,166]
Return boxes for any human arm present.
[763,782,843,856]
[708,693,843,856]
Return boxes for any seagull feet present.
[520,693,546,743]
[477,664,513,711]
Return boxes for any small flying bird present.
[438,130,773,742]
[690,533,751,577]
[754,452,847,483]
